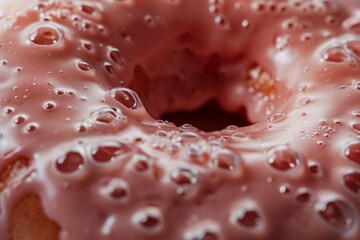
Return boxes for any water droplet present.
[232,208,261,228]
[185,231,218,240]
[131,154,152,172]
[28,24,61,46]
[170,168,197,186]
[109,49,125,66]
[296,189,312,202]
[345,40,360,58]
[55,150,84,173]
[13,115,26,125]
[100,178,129,201]
[186,144,203,159]
[212,150,239,171]
[279,184,291,194]
[353,111,360,119]
[25,123,38,133]
[214,15,228,28]
[104,62,115,74]
[353,81,360,91]
[345,141,360,165]
[352,123,360,132]
[267,146,300,171]
[90,107,125,126]
[144,15,156,26]
[322,47,348,63]
[77,61,93,72]
[180,131,199,140]
[133,207,162,231]
[308,161,321,175]
[79,4,96,15]
[82,41,93,51]
[268,112,286,123]
[43,101,56,110]
[3,107,14,115]
[317,198,354,231]
[90,142,128,163]
[110,87,143,110]
[55,88,65,96]
[343,171,360,194]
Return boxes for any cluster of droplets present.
[54,141,131,174]
[2,105,41,134]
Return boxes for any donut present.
[0,0,360,239]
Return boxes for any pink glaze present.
[0,0,360,239]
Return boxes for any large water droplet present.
[77,61,93,72]
[131,154,152,173]
[343,170,360,194]
[212,149,239,171]
[268,112,286,123]
[28,24,61,46]
[345,141,360,165]
[267,146,300,171]
[90,107,125,126]
[322,47,348,63]
[55,150,84,173]
[170,168,197,186]
[110,87,143,110]
[90,142,128,163]
[317,198,354,231]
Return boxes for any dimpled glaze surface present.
[0,0,360,239]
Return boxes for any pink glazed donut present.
[0,0,360,239]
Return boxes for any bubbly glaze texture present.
[0,0,360,239]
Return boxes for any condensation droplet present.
[77,61,93,72]
[25,123,38,133]
[267,146,300,171]
[345,141,360,165]
[90,142,128,163]
[170,168,197,186]
[28,24,61,46]
[90,107,126,126]
[322,47,348,63]
[232,207,261,228]
[43,101,56,110]
[79,4,96,15]
[345,40,360,58]
[317,198,354,231]
[100,178,130,201]
[268,112,286,123]
[110,87,143,110]
[133,207,163,231]
[55,150,84,173]
[13,115,26,125]
[212,150,239,171]
[109,48,125,66]
[131,154,152,172]
[343,170,360,194]
[296,189,312,203]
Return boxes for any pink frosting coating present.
[0,0,360,239]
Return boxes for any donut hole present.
[161,100,252,132]
[128,54,274,132]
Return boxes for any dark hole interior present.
[161,100,252,132]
